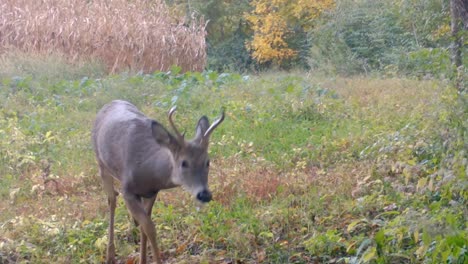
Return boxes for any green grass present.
[0,59,466,263]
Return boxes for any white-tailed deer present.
[92,100,224,264]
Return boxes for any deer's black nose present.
[196,190,212,203]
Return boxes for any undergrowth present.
[0,60,466,263]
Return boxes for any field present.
[0,55,467,263]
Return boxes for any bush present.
[307,0,460,77]
[207,30,255,72]
[309,0,414,74]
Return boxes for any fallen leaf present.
[175,242,187,255]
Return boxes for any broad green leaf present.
[170,65,181,75]
[441,248,451,261]
[259,231,274,239]
[374,230,385,246]
[208,71,218,81]
[422,230,431,245]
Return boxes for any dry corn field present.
[0,0,207,73]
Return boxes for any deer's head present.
[151,107,225,203]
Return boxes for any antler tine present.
[204,108,225,139]
[168,106,185,143]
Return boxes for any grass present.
[0,56,466,263]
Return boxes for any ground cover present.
[0,59,466,263]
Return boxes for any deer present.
[92,100,225,264]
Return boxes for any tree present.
[165,0,252,71]
[450,0,468,91]
[245,0,334,67]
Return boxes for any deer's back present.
[92,100,161,181]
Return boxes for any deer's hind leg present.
[99,165,118,264]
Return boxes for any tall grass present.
[0,0,206,73]
[0,50,106,81]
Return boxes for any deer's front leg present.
[106,195,117,264]
[100,168,117,264]
[140,195,157,264]
[123,193,162,264]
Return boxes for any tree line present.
[168,0,466,85]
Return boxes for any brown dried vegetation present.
[0,0,207,73]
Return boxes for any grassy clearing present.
[0,59,466,263]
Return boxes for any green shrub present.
[307,0,459,77]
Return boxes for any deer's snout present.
[196,190,212,203]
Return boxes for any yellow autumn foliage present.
[246,0,334,65]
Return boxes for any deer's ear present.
[151,121,179,148]
[194,116,209,144]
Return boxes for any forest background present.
[170,0,466,79]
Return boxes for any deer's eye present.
[181,160,189,168]
[206,160,210,167]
